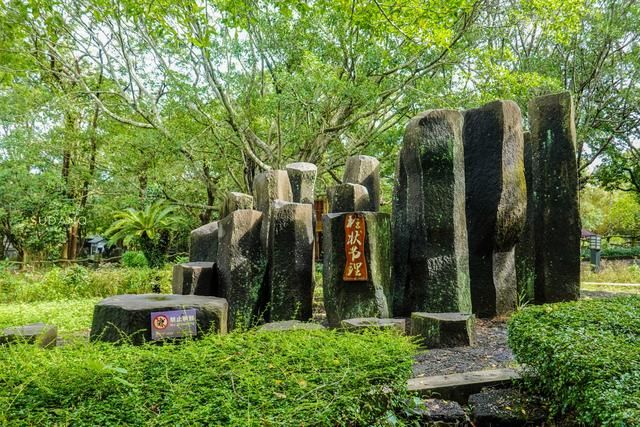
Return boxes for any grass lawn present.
[0,298,98,336]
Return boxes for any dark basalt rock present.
[323,212,392,327]
[529,92,580,303]
[172,262,218,296]
[221,192,254,218]
[189,221,218,262]
[328,183,370,213]
[90,294,228,344]
[286,162,317,204]
[217,209,267,330]
[268,200,314,321]
[463,100,526,317]
[393,109,472,316]
[515,131,536,303]
[411,312,476,348]
[340,317,406,333]
[343,155,381,212]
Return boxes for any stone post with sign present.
[323,212,392,327]
[392,110,472,316]
[529,92,580,303]
[463,100,526,318]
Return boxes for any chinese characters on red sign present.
[343,213,368,281]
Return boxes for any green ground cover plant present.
[508,297,640,426]
[0,298,97,335]
[0,265,171,303]
[581,260,640,283]
[0,329,416,426]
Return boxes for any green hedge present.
[581,246,640,259]
[508,297,640,426]
[0,329,416,426]
[0,265,172,303]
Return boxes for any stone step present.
[407,368,521,403]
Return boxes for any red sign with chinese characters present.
[343,213,368,281]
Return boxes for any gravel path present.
[412,318,515,377]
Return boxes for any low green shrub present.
[508,297,640,426]
[121,251,149,268]
[0,329,416,426]
[0,266,172,303]
[581,246,640,259]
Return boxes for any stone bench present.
[90,294,228,345]
[1,323,57,348]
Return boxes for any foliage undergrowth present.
[0,329,416,426]
[0,298,97,335]
[581,246,640,260]
[121,251,149,268]
[0,265,171,303]
[581,260,640,283]
[508,297,640,426]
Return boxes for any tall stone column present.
[529,92,580,303]
[515,131,536,303]
[328,183,371,213]
[286,162,317,204]
[343,155,381,211]
[217,209,267,330]
[221,192,254,218]
[252,170,293,250]
[268,201,314,321]
[392,110,472,316]
[323,212,392,326]
[189,221,218,262]
[463,100,526,318]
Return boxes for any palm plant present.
[105,201,182,268]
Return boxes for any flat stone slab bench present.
[90,294,228,345]
[407,368,521,403]
[1,323,57,348]
[258,320,325,332]
[341,317,406,333]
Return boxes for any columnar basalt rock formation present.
[529,92,580,303]
[286,162,317,204]
[252,170,293,250]
[172,262,217,296]
[515,131,536,302]
[343,155,381,211]
[189,221,218,262]
[328,183,371,213]
[217,209,267,330]
[323,212,392,327]
[268,200,314,321]
[392,110,472,316]
[221,192,254,218]
[463,100,526,318]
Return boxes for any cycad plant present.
[105,201,182,268]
